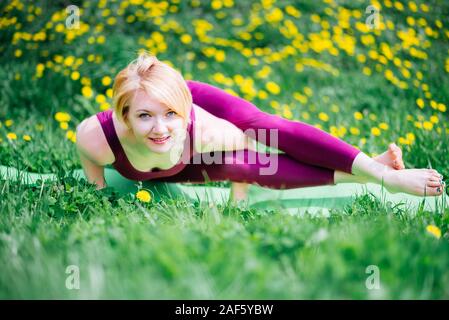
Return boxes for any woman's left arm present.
[193,105,253,203]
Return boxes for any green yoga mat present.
[1,164,447,215]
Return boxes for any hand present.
[230,182,249,203]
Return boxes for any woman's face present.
[125,89,187,154]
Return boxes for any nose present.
[152,117,168,135]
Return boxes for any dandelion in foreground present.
[426,225,441,239]
[136,190,152,203]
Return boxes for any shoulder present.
[75,114,115,166]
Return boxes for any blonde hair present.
[112,50,192,127]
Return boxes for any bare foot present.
[353,143,405,184]
[381,168,445,196]
[373,143,405,170]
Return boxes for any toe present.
[393,158,405,169]
[427,179,442,188]
[435,186,444,195]
[426,186,443,196]
[389,143,401,153]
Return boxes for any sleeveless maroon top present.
[96,106,196,181]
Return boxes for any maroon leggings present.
[149,80,361,189]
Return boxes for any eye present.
[139,113,150,118]
[167,111,176,117]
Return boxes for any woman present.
[75,52,445,203]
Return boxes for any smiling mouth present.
[149,136,171,144]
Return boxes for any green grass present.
[1,0,449,298]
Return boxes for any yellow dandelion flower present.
[36,63,45,73]
[215,50,226,62]
[82,86,93,98]
[362,67,371,76]
[211,0,222,10]
[66,130,75,140]
[54,112,71,122]
[23,135,31,141]
[101,76,112,86]
[293,92,307,104]
[100,102,110,110]
[7,132,17,140]
[354,111,363,120]
[283,106,293,119]
[430,115,439,124]
[97,35,105,44]
[180,34,192,44]
[423,121,433,130]
[420,4,429,12]
[136,189,152,203]
[318,112,329,122]
[5,119,13,127]
[394,1,404,11]
[379,122,389,130]
[357,54,366,63]
[71,71,80,81]
[258,90,268,99]
[416,98,425,109]
[338,126,347,137]
[106,88,113,98]
[430,100,437,109]
[301,111,310,120]
[371,127,381,136]
[426,225,441,239]
[304,86,313,97]
[266,81,281,95]
[60,122,69,130]
[398,137,409,145]
[408,1,418,12]
[437,103,446,112]
[406,16,415,26]
[96,94,106,104]
[404,132,413,141]
[350,127,360,135]
[14,49,22,58]
[64,56,75,67]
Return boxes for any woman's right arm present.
[76,119,107,190]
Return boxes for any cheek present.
[169,119,186,132]
[132,121,153,135]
